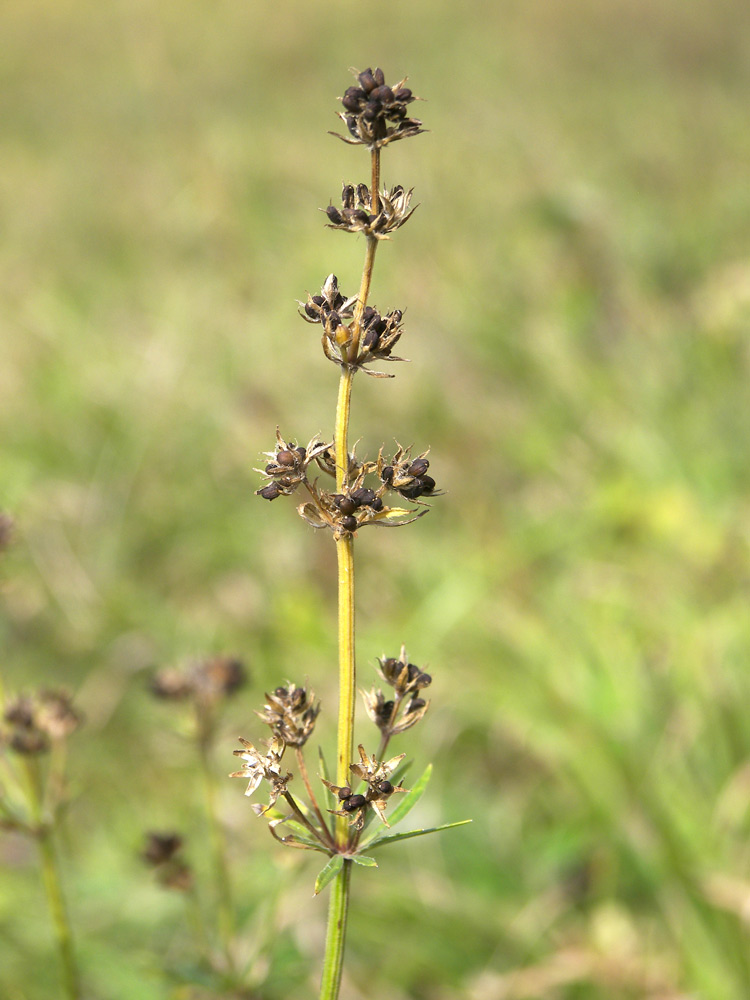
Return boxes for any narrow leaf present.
[313,854,344,896]
[360,763,432,847]
[366,819,472,850]
[349,854,378,867]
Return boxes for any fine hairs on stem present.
[235,66,469,999]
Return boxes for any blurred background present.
[2,0,750,996]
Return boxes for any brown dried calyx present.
[325,183,416,240]
[334,67,424,149]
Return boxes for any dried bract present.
[230,735,291,811]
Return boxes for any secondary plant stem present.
[197,733,236,976]
[23,757,81,1000]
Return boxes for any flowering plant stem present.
[322,150,381,1000]
[22,757,81,1000]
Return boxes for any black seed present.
[408,458,430,477]
[363,327,379,351]
[370,497,383,512]
[326,205,343,225]
[342,87,365,112]
[381,465,394,483]
[408,698,426,712]
[340,515,358,533]
[419,475,436,493]
[370,85,394,104]
[377,780,393,795]
[399,481,424,499]
[339,496,358,515]
[348,794,367,809]
[373,67,385,87]
[394,87,413,102]
[304,302,319,319]
[342,184,355,207]
[351,487,376,506]
[258,483,281,501]
[265,463,277,474]
[338,785,352,801]
[277,449,296,467]
[358,69,376,93]
[295,447,306,462]
[415,672,432,689]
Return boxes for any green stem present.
[319,859,352,1000]
[197,731,236,976]
[23,757,81,1000]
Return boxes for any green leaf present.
[318,746,335,811]
[349,854,378,867]
[366,819,472,850]
[313,854,343,895]
[359,763,432,847]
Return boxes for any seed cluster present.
[1,690,81,755]
[335,67,424,149]
[325,183,416,239]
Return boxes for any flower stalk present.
[237,65,466,999]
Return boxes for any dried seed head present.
[1,690,82,754]
[332,68,424,150]
[151,657,247,705]
[324,183,417,240]
[142,831,183,866]
[350,744,407,825]
[256,683,320,747]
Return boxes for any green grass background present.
[2,0,750,996]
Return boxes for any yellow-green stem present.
[23,758,81,1000]
[334,533,356,847]
[321,144,382,1000]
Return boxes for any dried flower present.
[378,446,441,503]
[325,183,416,240]
[151,656,247,704]
[362,686,429,736]
[377,648,433,697]
[255,428,332,500]
[257,683,320,747]
[229,735,291,812]
[333,67,424,149]
[142,831,184,866]
[349,744,407,826]
[141,831,193,891]
[2,690,81,755]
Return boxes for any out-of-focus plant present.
[0,685,83,1000]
